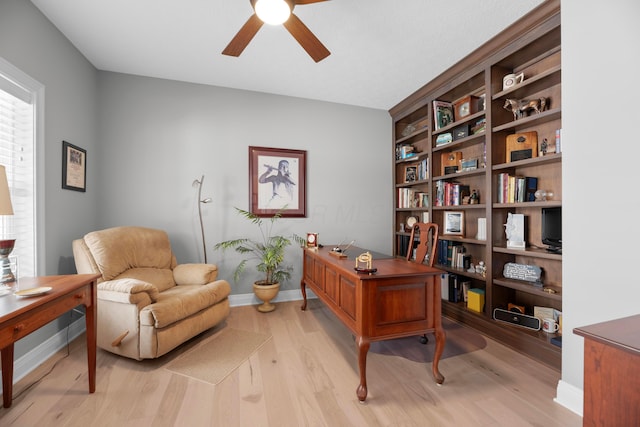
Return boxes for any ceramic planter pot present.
[253,281,280,312]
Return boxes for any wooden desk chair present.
[406,222,439,344]
[406,222,439,267]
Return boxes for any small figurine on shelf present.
[540,138,548,156]
[475,261,486,278]
[469,189,479,204]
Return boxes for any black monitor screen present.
[541,207,562,252]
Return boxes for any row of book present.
[434,180,470,206]
[436,240,470,269]
[397,188,428,208]
[440,272,472,304]
[497,173,537,203]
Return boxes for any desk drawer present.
[0,286,91,346]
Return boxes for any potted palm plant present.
[214,207,304,312]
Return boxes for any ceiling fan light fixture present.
[254,0,291,25]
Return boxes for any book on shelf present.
[397,234,410,256]
[433,100,454,131]
[525,176,538,202]
[440,272,449,301]
[435,180,445,207]
[448,274,463,303]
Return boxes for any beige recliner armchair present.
[72,226,231,360]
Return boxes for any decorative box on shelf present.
[453,95,480,121]
[453,124,471,141]
[467,288,485,313]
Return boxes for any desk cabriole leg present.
[432,327,446,384]
[356,335,370,402]
[300,280,308,311]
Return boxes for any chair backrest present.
[73,226,178,287]
[406,222,439,266]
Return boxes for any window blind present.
[0,81,35,278]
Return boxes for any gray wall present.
[0,0,99,358]
[96,71,391,295]
[0,0,100,274]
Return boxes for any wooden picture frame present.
[62,141,86,192]
[404,165,418,183]
[443,211,465,236]
[433,100,454,131]
[249,146,306,217]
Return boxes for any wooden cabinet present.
[389,0,562,369]
[574,315,640,425]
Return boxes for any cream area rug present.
[166,328,272,385]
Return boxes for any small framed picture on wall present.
[62,141,86,192]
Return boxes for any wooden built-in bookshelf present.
[389,0,562,370]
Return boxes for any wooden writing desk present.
[574,314,640,425]
[0,274,100,408]
[300,246,445,401]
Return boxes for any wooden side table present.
[574,314,640,426]
[0,274,100,408]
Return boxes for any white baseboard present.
[554,379,583,417]
[228,288,316,307]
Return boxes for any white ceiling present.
[30,0,544,110]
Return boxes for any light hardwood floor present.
[0,299,581,426]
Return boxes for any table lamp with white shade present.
[0,165,15,286]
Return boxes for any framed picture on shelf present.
[404,165,418,183]
[433,100,454,131]
[249,146,306,217]
[443,211,465,236]
[62,141,86,192]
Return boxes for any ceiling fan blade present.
[222,14,264,57]
[294,0,329,5]
[283,13,330,62]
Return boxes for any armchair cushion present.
[98,278,160,304]
[114,267,175,293]
[82,226,175,282]
[173,263,218,286]
[140,280,231,328]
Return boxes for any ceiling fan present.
[222,0,331,63]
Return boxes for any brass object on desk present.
[355,252,373,270]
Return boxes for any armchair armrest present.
[97,278,160,304]
[173,263,218,286]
